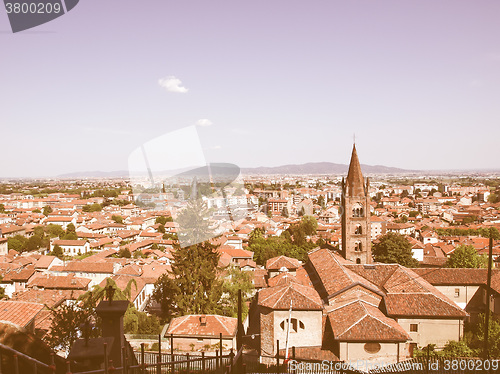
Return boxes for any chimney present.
[200,315,207,326]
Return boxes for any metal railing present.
[0,343,57,374]
[0,341,238,374]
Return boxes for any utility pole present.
[237,289,243,350]
[483,228,494,359]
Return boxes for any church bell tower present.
[341,145,372,264]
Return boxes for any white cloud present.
[196,119,213,127]
[158,76,188,93]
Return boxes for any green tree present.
[112,215,124,224]
[488,193,499,204]
[176,199,214,247]
[446,245,487,268]
[42,206,53,216]
[281,206,289,218]
[466,313,500,357]
[155,216,172,225]
[45,278,138,351]
[82,203,102,212]
[440,340,474,357]
[7,235,28,252]
[152,241,222,321]
[51,244,64,258]
[45,224,65,238]
[26,235,43,252]
[124,306,161,335]
[44,301,97,351]
[117,247,132,258]
[61,223,78,240]
[372,232,419,267]
[220,266,254,318]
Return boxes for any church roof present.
[327,300,409,342]
[345,145,366,197]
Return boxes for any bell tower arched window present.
[355,225,362,235]
[352,203,364,218]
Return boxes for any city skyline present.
[1,1,500,178]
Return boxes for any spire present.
[346,144,366,197]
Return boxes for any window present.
[280,318,304,333]
[364,342,381,354]
[355,225,362,235]
[410,324,418,332]
[454,288,460,298]
[356,258,361,264]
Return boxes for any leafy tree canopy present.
[112,215,124,224]
[445,245,487,268]
[220,266,254,318]
[372,232,419,267]
[152,241,222,322]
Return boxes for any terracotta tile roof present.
[139,263,171,279]
[34,309,53,335]
[267,272,309,288]
[258,282,322,310]
[35,255,57,269]
[385,293,467,318]
[45,217,73,222]
[2,266,36,282]
[0,301,44,328]
[217,247,253,259]
[252,269,268,289]
[166,314,237,338]
[308,248,380,298]
[116,264,142,276]
[328,301,409,342]
[50,261,115,274]
[489,272,500,295]
[12,288,84,308]
[28,273,90,290]
[239,259,257,269]
[410,268,490,286]
[266,256,301,271]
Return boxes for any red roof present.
[258,282,322,310]
[266,256,301,271]
[166,315,237,338]
[328,301,409,342]
[0,301,44,328]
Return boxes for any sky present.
[1,1,500,178]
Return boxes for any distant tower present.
[341,145,372,264]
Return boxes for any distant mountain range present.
[56,162,417,178]
[241,162,417,175]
